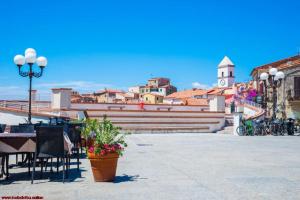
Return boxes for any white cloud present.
[192,82,215,89]
[0,86,27,100]
[36,81,113,92]
[0,81,114,100]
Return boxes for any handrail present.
[0,100,51,113]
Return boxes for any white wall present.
[243,106,257,117]
[0,110,49,125]
[163,98,184,105]
[209,96,225,112]
[71,103,209,111]
[51,89,72,110]
[128,86,140,93]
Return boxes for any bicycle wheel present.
[270,124,276,136]
[253,126,260,136]
[236,126,245,136]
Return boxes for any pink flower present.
[100,150,106,156]
[88,146,94,153]
[111,146,116,152]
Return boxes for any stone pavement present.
[1,133,300,200]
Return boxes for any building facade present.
[251,55,300,119]
[143,93,164,104]
[139,77,177,97]
[93,89,124,103]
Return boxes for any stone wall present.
[277,66,300,119]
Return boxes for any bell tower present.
[217,56,235,88]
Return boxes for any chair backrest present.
[49,117,70,126]
[65,124,82,145]
[0,124,6,133]
[10,124,35,133]
[34,122,49,130]
[35,126,65,157]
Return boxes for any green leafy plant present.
[81,118,99,140]
[82,116,129,156]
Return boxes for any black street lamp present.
[14,48,47,124]
[260,67,285,119]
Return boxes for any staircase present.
[216,114,234,134]
[85,109,226,133]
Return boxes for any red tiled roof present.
[251,55,300,76]
[207,88,225,95]
[183,98,208,106]
[167,89,207,99]
[95,89,124,94]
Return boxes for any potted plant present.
[82,117,128,182]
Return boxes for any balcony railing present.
[0,100,51,112]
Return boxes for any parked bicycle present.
[253,119,269,136]
[236,119,254,136]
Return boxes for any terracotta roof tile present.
[96,89,124,94]
[167,89,207,99]
[251,55,300,76]
[183,98,208,106]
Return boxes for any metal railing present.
[0,100,51,113]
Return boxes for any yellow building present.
[143,93,164,104]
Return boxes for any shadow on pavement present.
[113,174,141,183]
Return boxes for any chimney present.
[30,90,37,101]
[51,88,72,110]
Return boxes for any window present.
[159,88,162,92]
[295,77,300,98]
[145,97,148,101]
[230,71,233,77]
[156,97,159,101]
[222,72,224,77]
[150,88,158,92]
[141,89,144,93]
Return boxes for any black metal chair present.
[10,124,35,133]
[0,124,6,133]
[0,124,6,178]
[65,124,82,171]
[31,126,68,183]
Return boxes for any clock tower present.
[217,56,235,88]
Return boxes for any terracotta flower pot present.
[88,152,119,182]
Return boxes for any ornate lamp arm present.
[18,65,29,77]
[33,66,44,78]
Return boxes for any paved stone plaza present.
[1,134,300,200]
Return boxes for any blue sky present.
[0,0,300,99]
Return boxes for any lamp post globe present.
[25,52,37,64]
[276,71,285,80]
[260,72,269,81]
[36,56,48,67]
[25,48,36,56]
[269,67,278,76]
[14,55,25,66]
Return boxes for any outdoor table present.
[0,133,73,179]
[0,133,73,153]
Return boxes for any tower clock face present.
[220,79,225,86]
